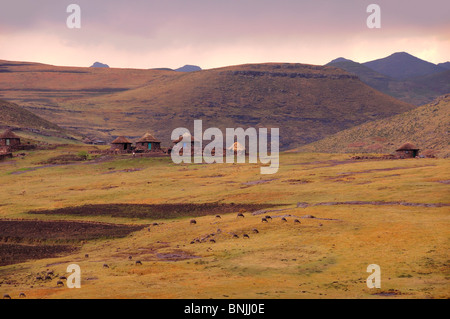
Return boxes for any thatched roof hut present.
[0,129,21,149]
[396,142,419,158]
[227,141,246,155]
[135,132,161,152]
[110,136,132,152]
[0,129,20,140]
[111,136,132,144]
[172,133,199,144]
[171,133,202,156]
[396,142,418,151]
[136,132,160,144]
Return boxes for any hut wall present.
[110,143,132,152]
[396,150,417,159]
[0,138,20,147]
[136,142,161,151]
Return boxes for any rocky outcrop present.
[225,70,358,80]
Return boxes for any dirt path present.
[8,155,115,175]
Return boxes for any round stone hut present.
[110,136,132,153]
[0,129,21,151]
[395,142,419,159]
[135,132,161,152]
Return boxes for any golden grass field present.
[0,145,448,299]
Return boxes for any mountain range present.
[363,52,447,80]
[151,65,202,72]
[326,52,450,105]
[0,60,413,150]
[0,52,448,153]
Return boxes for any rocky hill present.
[327,53,450,105]
[298,94,450,158]
[0,99,81,142]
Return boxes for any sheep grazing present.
[319,223,323,227]
[35,276,43,280]
[59,276,67,280]
[128,256,133,260]
[47,271,54,276]
[209,239,216,243]
[103,264,109,268]
[265,215,272,220]
[237,213,245,218]
[19,293,26,298]
[57,281,64,287]
[152,223,159,226]
[85,254,89,258]
[135,261,142,265]
[294,219,301,224]
[281,217,287,222]
[215,215,221,219]
[190,219,197,225]
[252,228,259,234]
[261,218,268,223]
[190,241,195,244]
[232,234,239,238]
[3,294,11,299]
[45,276,52,280]
[243,234,250,239]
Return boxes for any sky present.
[0,0,449,69]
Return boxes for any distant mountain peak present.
[325,53,450,105]
[175,65,202,72]
[90,62,109,68]
[363,52,446,80]
[327,57,354,64]
[389,51,410,57]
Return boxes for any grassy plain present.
[0,146,448,299]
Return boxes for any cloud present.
[0,0,448,68]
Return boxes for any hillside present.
[363,52,447,80]
[0,59,173,104]
[297,94,450,157]
[0,60,415,150]
[327,57,450,105]
[0,99,81,142]
[326,60,393,93]
[438,62,450,70]
[55,63,415,150]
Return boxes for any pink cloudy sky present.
[0,0,448,69]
